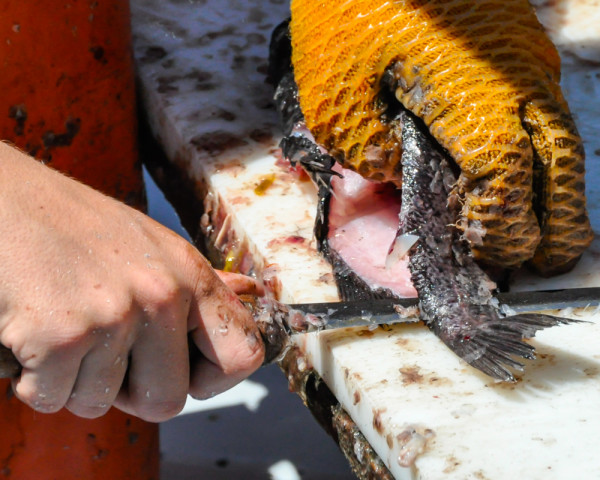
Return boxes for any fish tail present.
[439,313,580,382]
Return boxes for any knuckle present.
[221,338,264,376]
[65,381,122,419]
[66,402,111,419]
[52,327,90,350]
[15,330,87,366]
[134,397,186,422]
[179,240,209,273]
[14,387,63,414]
[33,402,63,414]
[180,240,201,266]
[142,273,182,313]
[92,294,135,328]
[108,296,136,321]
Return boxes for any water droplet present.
[218,324,229,335]
[145,390,151,399]
[98,402,108,408]
[296,357,307,372]
[104,387,110,394]
[143,322,149,327]
[246,331,260,349]
[105,332,111,338]
[38,393,47,399]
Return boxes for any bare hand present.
[0,142,264,421]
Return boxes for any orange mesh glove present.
[290,0,593,275]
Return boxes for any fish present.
[268,2,590,381]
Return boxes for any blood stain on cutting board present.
[443,455,461,474]
[267,235,306,247]
[399,365,453,388]
[395,337,418,352]
[229,195,251,206]
[372,408,387,435]
[399,366,423,385]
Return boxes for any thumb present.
[186,265,264,399]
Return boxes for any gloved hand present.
[289,0,593,275]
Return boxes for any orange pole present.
[0,1,158,479]
[0,0,145,203]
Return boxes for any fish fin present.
[485,313,582,338]
[444,313,580,382]
[279,134,339,177]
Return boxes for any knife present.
[1,287,599,376]
[250,287,600,363]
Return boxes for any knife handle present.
[0,344,21,378]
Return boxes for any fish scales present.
[395,112,573,381]
[290,0,593,274]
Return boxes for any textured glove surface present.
[290,0,593,274]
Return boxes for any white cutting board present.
[130,1,600,478]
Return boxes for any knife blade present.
[1,287,599,376]
[286,287,600,330]
[252,287,600,363]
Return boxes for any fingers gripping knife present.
[0,287,598,379]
